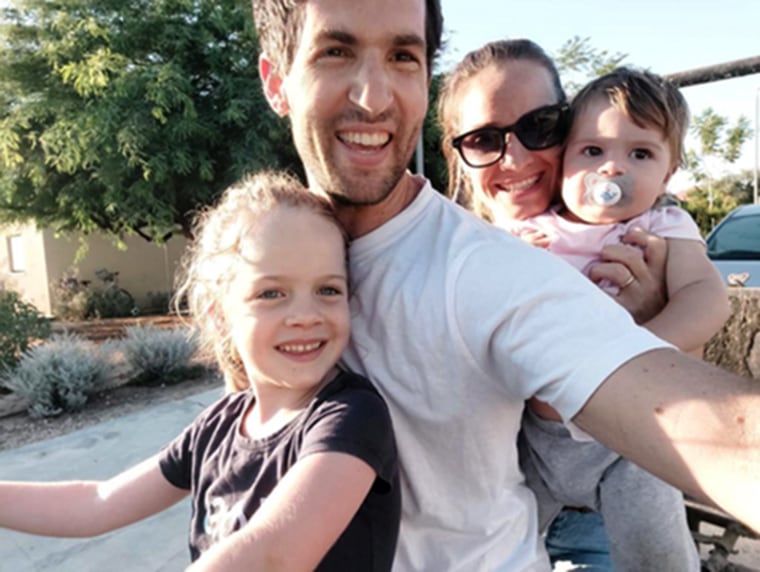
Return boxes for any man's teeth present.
[499,175,539,192]
[279,342,322,353]
[340,132,390,146]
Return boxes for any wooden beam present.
[664,56,760,88]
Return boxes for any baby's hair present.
[570,67,689,171]
[174,170,346,393]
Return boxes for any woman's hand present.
[588,228,668,324]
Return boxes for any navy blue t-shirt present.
[159,370,400,571]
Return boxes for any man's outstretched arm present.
[574,348,760,532]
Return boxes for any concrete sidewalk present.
[0,388,221,572]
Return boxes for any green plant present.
[51,269,137,320]
[142,290,172,316]
[87,268,138,319]
[120,324,202,386]
[0,290,51,370]
[51,276,91,320]
[2,332,108,417]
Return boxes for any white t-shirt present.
[341,178,670,571]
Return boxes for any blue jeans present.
[545,509,613,571]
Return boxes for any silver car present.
[706,204,760,287]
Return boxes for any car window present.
[707,213,760,259]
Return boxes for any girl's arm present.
[0,454,188,537]
[187,451,376,572]
[643,238,730,352]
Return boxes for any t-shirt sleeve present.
[158,420,196,490]
[157,394,237,490]
[451,237,671,422]
[299,386,397,492]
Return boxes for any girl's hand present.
[588,228,668,324]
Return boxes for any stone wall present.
[704,288,760,380]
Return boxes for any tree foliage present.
[685,107,752,219]
[682,170,754,235]
[553,36,628,96]
[0,0,299,242]
[691,108,752,166]
[419,73,447,192]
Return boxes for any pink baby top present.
[499,205,704,294]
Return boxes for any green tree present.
[0,0,300,242]
[682,170,754,235]
[419,73,447,192]
[688,107,752,210]
[553,36,628,96]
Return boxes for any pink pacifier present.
[582,173,634,206]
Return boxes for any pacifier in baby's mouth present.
[582,173,634,207]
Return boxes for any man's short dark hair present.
[252,0,443,76]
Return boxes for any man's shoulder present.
[421,184,517,244]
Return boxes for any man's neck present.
[336,172,425,239]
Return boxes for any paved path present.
[0,389,220,572]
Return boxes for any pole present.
[415,134,424,176]
[754,86,759,204]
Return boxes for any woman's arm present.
[644,238,730,352]
[0,455,188,537]
[187,451,376,572]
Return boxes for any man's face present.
[263,0,429,206]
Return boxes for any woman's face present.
[455,60,563,221]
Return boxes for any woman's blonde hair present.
[173,170,345,393]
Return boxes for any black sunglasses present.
[451,103,570,168]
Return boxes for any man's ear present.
[259,54,289,117]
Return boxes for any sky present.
[438,0,760,190]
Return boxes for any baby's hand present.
[517,228,552,249]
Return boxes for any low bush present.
[120,324,202,386]
[2,333,109,417]
[142,291,172,316]
[51,277,90,321]
[0,290,51,370]
[52,269,138,320]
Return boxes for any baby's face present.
[561,96,674,224]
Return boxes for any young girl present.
[0,171,400,571]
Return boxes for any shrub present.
[51,276,90,320]
[0,290,51,370]
[51,269,138,320]
[87,286,137,319]
[142,290,172,316]
[120,324,202,386]
[2,333,108,417]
